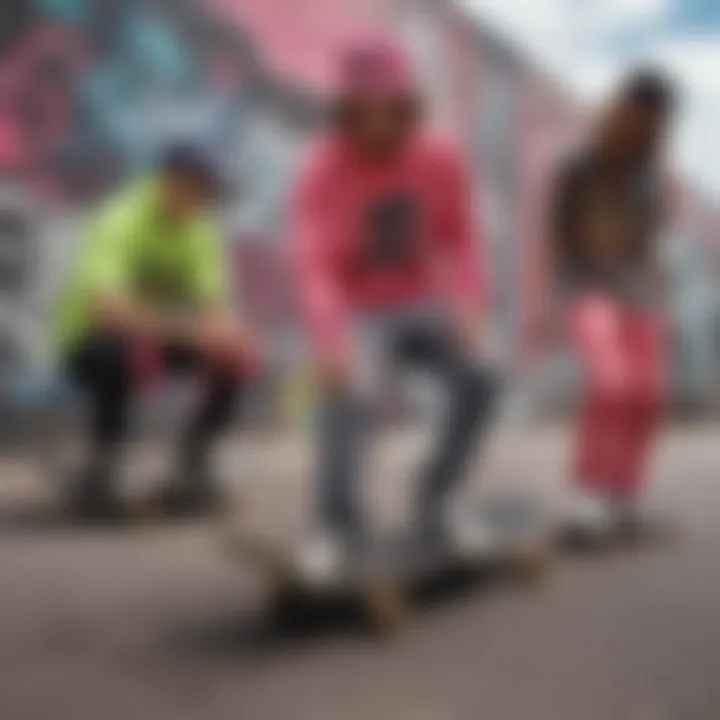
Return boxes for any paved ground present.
[1,424,719,720]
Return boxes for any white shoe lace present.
[568,489,612,532]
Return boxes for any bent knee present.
[588,366,632,406]
[457,362,501,412]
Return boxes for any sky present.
[461,0,720,200]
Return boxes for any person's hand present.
[231,328,264,375]
[193,315,264,375]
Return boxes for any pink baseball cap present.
[336,33,416,99]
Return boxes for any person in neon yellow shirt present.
[57,144,261,520]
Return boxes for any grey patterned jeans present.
[315,307,499,538]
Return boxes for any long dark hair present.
[599,68,677,167]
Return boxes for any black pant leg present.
[65,332,136,474]
[162,345,244,471]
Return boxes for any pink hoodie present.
[290,132,486,360]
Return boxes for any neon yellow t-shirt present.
[55,180,228,353]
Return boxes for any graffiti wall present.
[518,75,585,361]
[0,0,717,420]
[2,1,242,201]
[0,0,410,204]
[667,187,720,405]
[471,27,524,365]
[0,0,416,418]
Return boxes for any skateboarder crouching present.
[290,35,497,578]
[548,70,676,537]
[55,144,262,520]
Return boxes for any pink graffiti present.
[210,0,397,93]
[0,117,21,167]
[235,238,295,326]
[0,24,89,196]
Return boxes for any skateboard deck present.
[560,512,677,553]
[228,493,555,634]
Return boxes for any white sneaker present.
[616,490,676,535]
[444,505,500,559]
[294,530,347,588]
[566,486,613,537]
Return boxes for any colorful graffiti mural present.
[0,0,718,422]
[0,0,414,205]
[0,0,313,205]
[517,72,588,363]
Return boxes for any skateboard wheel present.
[125,497,156,523]
[267,575,306,626]
[362,584,407,636]
[513,545,551,585]
[563,527,614,553]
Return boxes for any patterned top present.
[550,149,665,307]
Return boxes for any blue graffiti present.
[37,0,87,21]
[71,5,247,182]
[1,1,253,201]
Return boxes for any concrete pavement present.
[0,425,718,720]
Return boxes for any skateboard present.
[561,511,677,553]
[226,492,555,635]
[559,491,679,553]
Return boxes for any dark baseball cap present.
[158,142,225,199]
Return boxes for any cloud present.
[640,38,720,195]
[460,0,720,198]
[459,0,673,91]
[582,0,673,33]
[645,38,720,95]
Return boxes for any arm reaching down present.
[188,222,263,373]
[290,149,351,384]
